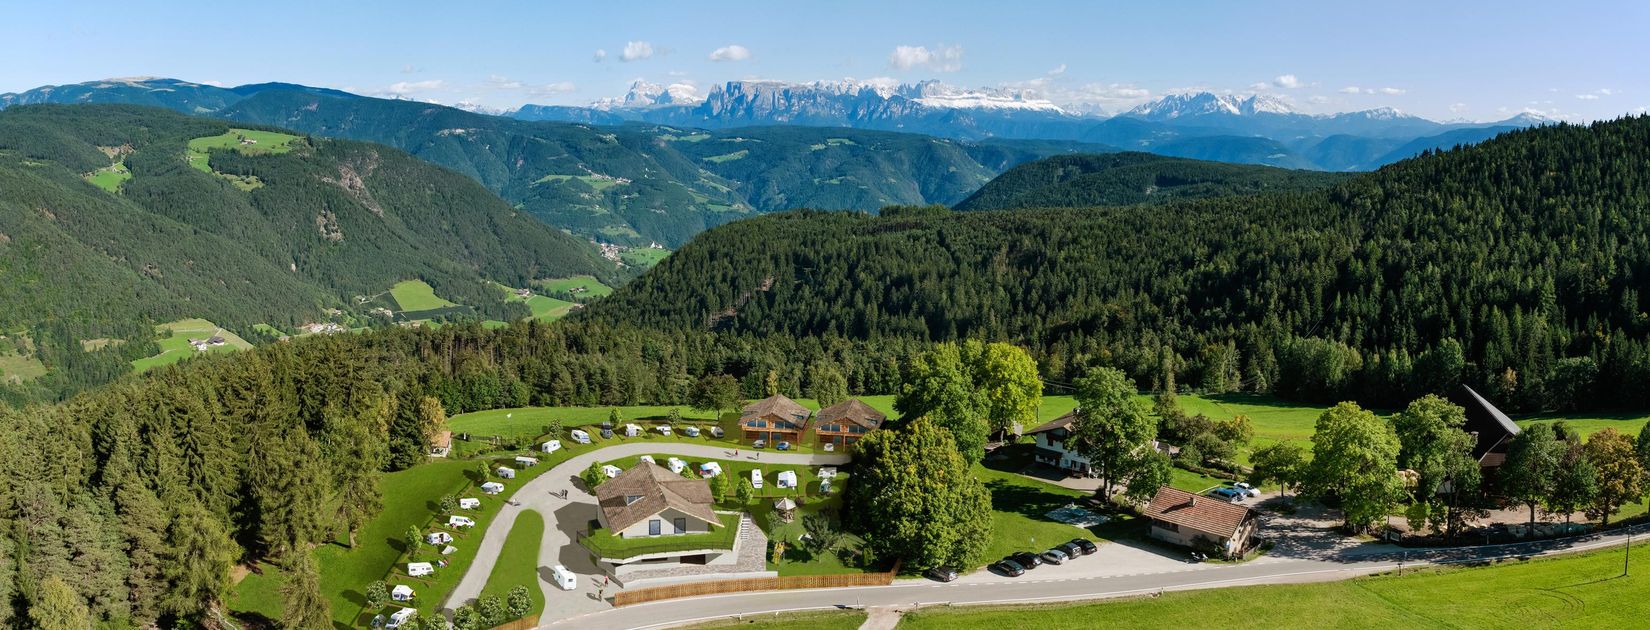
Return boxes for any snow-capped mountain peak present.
[593,80,704,109]
[1126,92,1296,119]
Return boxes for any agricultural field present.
[536,275,613,298]
[185,128,300,190]
[497,283,577,321]
[130,318,252,372]
[390,280,460,312]
[900,540,1650,629]
[532,173,624,191]
[620,246,671,269]
[83,159,130,192]
[703,149,750,163]
[0,350,46,383]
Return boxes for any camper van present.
[777,470,798,489]
[513,456,539,467]
[682,426,701,437]
[699,462,722,477]
[656,425,673,436]
[666,457,687,473]
[551,565,577,591]
[386,607,417,629]
[570,429,591,444]
[602,464,622,478]
[480,482,505,494]
[458,497,481,509]
[447,515,476,528]
[750,469,764,489]
[496,466,516,479]
[425,531,453,545]
[390,584,415,602]
[406,562,435,577]
[541,439,562,454]
[623,423,642,437]
[639,455,655,464]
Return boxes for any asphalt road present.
[442,442,850,621]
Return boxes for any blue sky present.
[3,0,1644,121]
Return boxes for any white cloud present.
[1339,86,1362,94]
[709,44,751,62]
[593,49,607,62]
[1273,74,1301,89]
[1576,88,1613,100]
[386,80,443,96]
[1340,86,1405,95]
[1047,64,1067,77]
[528,81,577,96]
[1308,95,1331,104]
[1576,93,1600,100]
[400,64,422,74]
[621,41,654,62]
[1377,87,1405,95]
[1249,81,1271,91]
[888,44,963,72]
[487,75,524,90]
[1450,102,1468,114]
[199,80,226,87]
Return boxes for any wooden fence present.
[612,570,896,606]
[487,615,539,630]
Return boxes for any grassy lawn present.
[478,510,545,618]
[581,513,742,560]
[974,455,1109,567]
[620,247,671,269]
[536,275,613,298]
[683,609,866,629]
[131,318,252,372]
[84,159,130,192]
[390,279,459,312]
[901,541,1650,629]
[1518,412,1650,440]
[703,149,750,163]
[496,283,577,321]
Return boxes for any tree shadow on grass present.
[985,478,1080,521]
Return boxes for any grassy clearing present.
[186,128,300,173]
[478,510,545,618]
[390,280,459,312]
[0,352,46,383]
[536,275,613,298]
[974,450,1121,566]
[703,150,750,163]
[496,283,577,321]
[620,247,671,269]
[131,318,252,372]
[532,174,624,191]
[901,541,1650,629]
[684,609,866,629]
[660,132,712,143]
[84,159,131,192]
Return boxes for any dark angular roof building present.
[1447,384,1521,468]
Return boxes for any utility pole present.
[1625,530,1633,577]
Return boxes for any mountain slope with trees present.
[582,116,1650,413]
[955,152,1350,211]
[0,104,614,397]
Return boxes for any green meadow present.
[390,280,460,312]
[130,318,252,372]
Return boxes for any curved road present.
[443,443,850,620]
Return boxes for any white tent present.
[750,469,764,489]
[667,457,687,473]
[639,455,655,464]
[776,470,798,489]
[480,482,505,494]
[699,462,722,477]
[386,607,417,629]
[602,464,622,478]
[513,456,539,467]
[496,466,516,479]
[623,423,643,437]
[541,440,562,453]
[390,584,415,602]
[458,497,481,509]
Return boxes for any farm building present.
[1142,486,1258,559]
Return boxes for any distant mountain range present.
[506,78,1544,171]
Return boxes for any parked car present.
[1010,551,1043,569]
[925,566,959,582]
[1040,548,1070,565]
[753,439,767,449]
[682,426,701,437]
[776,441,791,451]
[1208,487,1244,502]
[1054,542,1084,559]
[990,559,1026,577]
[1068,538,1099,555]
[599,427,614,440]
[1231,481,1262,497]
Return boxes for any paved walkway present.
[443,443,849,621]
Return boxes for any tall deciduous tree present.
[1548,442,1598,523]
[971,342,1043,436]
[1302,402,1404,531]
[1582,428,1643,526]
[689,374,743,418]
[1502,423,1564,528]
[844,416,993,569]
[895,342,990,464]
[806,362,849,408]
[279,552,331,630]
[30,576,91,630]
[1249,442,1308,498]
[1069,367,1157,499]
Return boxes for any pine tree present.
[278,552,331,630]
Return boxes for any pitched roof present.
[595,462,720,533]
[1447,385,1521,463]
[1024,409,1079,435]
[741,395,811,425]
[1143,486,1254,539]
[815,399,886,431]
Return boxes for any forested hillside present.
[217,90,1110,246]
[0,105,613,398]
[583,116,1650,413]
[955,152,1350,210]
